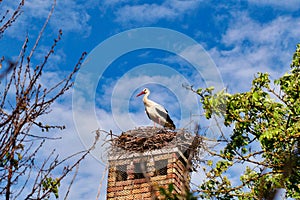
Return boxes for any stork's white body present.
[137,88,175,130]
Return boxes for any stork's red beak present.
[136,91,145,97]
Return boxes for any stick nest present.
[104,126,206,170]
[110,126,200,154]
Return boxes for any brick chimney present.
[106,127,198,199]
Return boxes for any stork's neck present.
[142,92,153,106]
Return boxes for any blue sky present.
[1,0,300,199]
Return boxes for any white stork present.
[136,88,176,130]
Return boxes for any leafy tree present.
[0,1,98,199]
[192,43,300,199]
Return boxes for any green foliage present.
[159,184,179,200]
[159,184,198,200]
[196,44,300,199]
[42,177,60,199]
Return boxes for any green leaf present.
[252,91,259,101]
[207,160,213,166]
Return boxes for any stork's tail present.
[164,115,176,130]
[165,122,176,130]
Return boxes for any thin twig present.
[64,163,79,200]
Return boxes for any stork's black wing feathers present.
[155,107,168,118]
[165,114,175,129]
[155,108,175,130]
[145,109,151,120]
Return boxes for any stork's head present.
[136,88,149,97]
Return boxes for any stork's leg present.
[158,118,161,128]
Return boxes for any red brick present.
[106,192,115,198]
[115,180,132,186]
[132,187,151,194]
[115,189,132,196]
[107,186,123,192]
[151,175,167,181]
[124,185,135,190]
[133,178,147,184]
[140,182,150,188]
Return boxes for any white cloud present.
[111,0,202,25]
[209,12,300,92]
[33,45,67,70]
[222,13,300,48]
[116,4,175,24]
[178,44,225,91]
[51,0,92,36]
[23,0,52,18]
[1,0,93,39]
[59,157,107,200]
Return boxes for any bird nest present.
[105,126,204,167]
[112,127,178,153]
